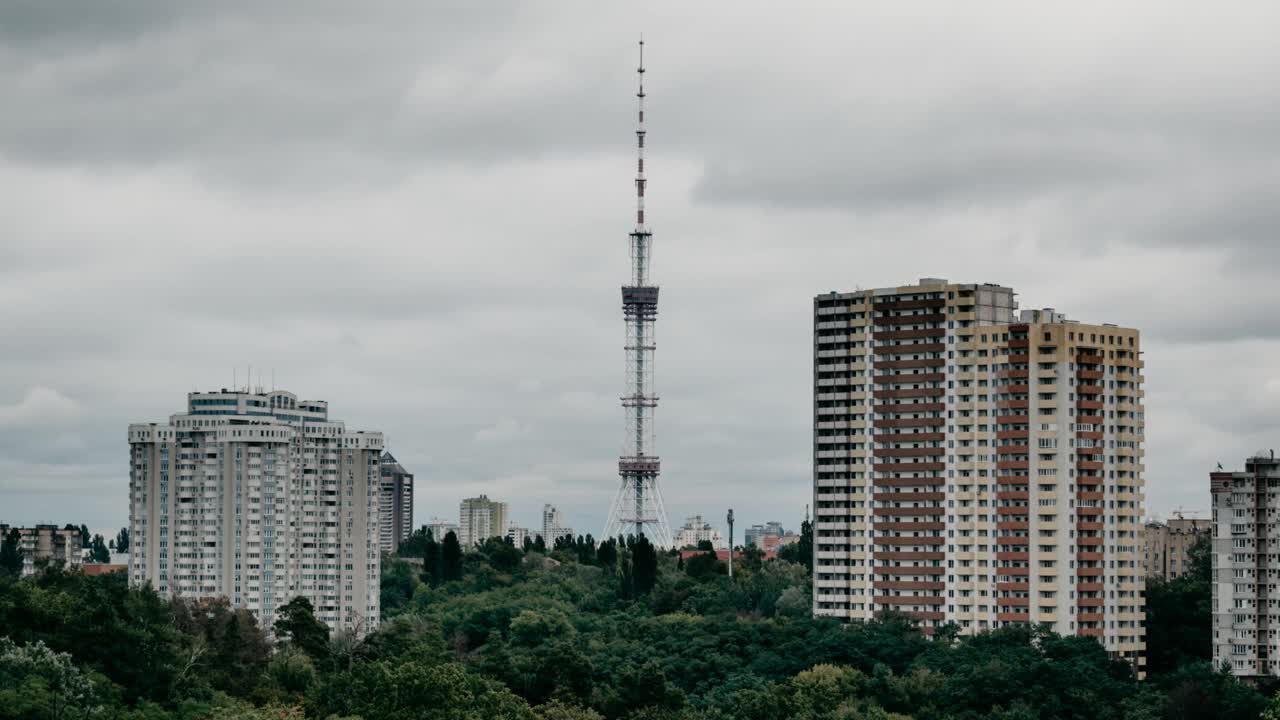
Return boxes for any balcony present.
[875,313,946,326]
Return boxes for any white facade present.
[1211,455,1280,679]
[459,495,508,547]
[506,523,530,547]
[674,515,724,549]
[541,504,573,544]
[128,389,382,635]
[425,517,459,542]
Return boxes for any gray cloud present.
[1,1,1278,536]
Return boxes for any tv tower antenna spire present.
[604,37,672,547]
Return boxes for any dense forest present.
[0,527,1274,720]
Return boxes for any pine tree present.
[273,596,330,662]
[114,527,130,554]
[89,534,111,563]
[422,530,442,586]
[441,530,463,582]
[632,535,658,595]
[596,538,618,569]
[0,528,23,576]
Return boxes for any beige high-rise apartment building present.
[128,389,382,635]
[459,495,508,547]
[813,278,1145,670]
[1142,515,1209,579]
[1211,454,1280,679]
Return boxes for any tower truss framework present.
[604,39,672,547]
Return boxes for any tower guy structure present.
[605,39,672,547]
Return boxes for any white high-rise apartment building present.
[674,515,724,549]
[128,388,382,635]
[459,495,508,547]
[541,504,573,544]
[425,517,459,542]
[813,279,1145,671]
[1211,454,1280,679]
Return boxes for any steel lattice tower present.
[604,39,672,547]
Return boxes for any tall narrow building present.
[542,504,573,544]
[128,389,382,634]
[379,451,414,554]
[604,39,672,546]
[459,495,508,548]
[1211,454,1280,679]
[813,279,1145,670]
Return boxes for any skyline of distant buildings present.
[812,278,1145,671]
[127,388,383,635]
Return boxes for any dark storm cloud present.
[2,1,1279,535]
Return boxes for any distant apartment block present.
[425,517,459,542]
[1142,515,1209,579]
[813,279,1145,669]
[506,523,531,547]
[744,521,788,548]
[541,504,573,544]
[379,452,414,554]
[0,524,82,576]
[128,388,382,635]
[674,515,724,549]
[1211,453,1280,679]
[459,495,508,547]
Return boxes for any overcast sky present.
[3,2,1279,539]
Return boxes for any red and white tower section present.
[605,40,672,547]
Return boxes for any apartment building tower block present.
[813,278,1145,669]
[1211,454,1280,679]
[379,452,414,554]
[128,389,382,635]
